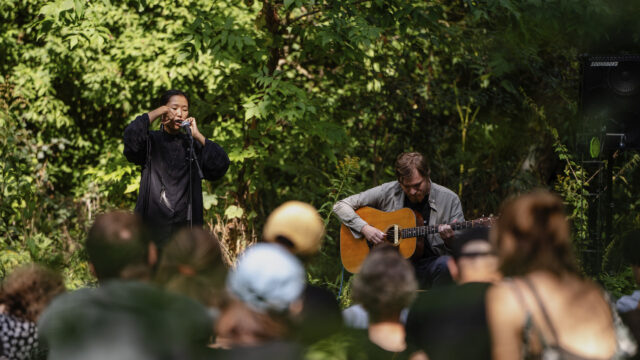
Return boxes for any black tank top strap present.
[522,277,560,345]
[504,278,538,357]
[505,278,634,360]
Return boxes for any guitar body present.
[340,207,418,273]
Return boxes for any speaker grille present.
[580,54,640,149]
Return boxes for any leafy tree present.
[1,0,639,295]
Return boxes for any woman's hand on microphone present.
[185,117,205,145]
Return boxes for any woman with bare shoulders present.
[486,190,637,360]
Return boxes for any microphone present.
[180,120,192,135]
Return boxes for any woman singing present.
[123,90,229,246]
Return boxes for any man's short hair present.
[395,152,430,182]
[86,211,150,282]
[450,227,492,261]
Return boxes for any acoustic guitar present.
[339,207,496,273]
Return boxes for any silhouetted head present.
[155,227,227,307]
[86,211,154,283]
[448,227,500,283]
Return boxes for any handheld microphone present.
[180,120,192,136]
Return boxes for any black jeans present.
[413,255,453,289]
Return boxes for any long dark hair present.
[157,89,190,107]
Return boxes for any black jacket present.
[123,113,229,229]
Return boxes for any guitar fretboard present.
[400,219,491,238]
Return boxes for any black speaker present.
[580,54,640,150]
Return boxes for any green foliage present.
[0,81,93,287]
[600,152,640,290]
[307,156,360,299]
[600,267,637,300]
[305,333,351,360]
[2,0,640,297]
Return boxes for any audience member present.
[155,227,227,313]
[343,304,409,330]
[84,210,157,283]
[0,264,65,360]
[37,211,213,360]
[262,201,343,344]
[405,227,499,360]
[486,191,637,360]
[212,243,306,359]
[346,245,417,359]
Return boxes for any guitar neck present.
[401,220,484,238]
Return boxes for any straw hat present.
[262,201,325,256]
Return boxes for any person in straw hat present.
[262,201,344,344]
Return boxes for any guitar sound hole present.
[365,228,397,249]
[386,228,396,245]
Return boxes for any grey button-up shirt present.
[333,180,464,256]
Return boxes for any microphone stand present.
[183,124,204,229]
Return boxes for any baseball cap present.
[450,227,493,260]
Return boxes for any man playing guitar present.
[333,152,464,289]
